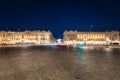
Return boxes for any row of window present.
[0,38,49,40]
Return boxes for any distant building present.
[63,30,120,45]
[0,30,56,45]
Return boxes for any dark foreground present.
[0,46,120,80]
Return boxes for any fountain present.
[77,43,83,49]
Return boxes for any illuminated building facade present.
[63,30,120,45]
[0,30,55,45]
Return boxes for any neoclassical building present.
[0,30,56,45]
[63,30,120,45]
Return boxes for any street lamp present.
[83,36,87,45]
[106,37,110,47]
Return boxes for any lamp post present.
[106,37,110,47]
[83,36,87,45]
[68,37,69,45]
[73,40,76,47]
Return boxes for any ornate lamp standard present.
[106,37,110,47]
[73,40,76,47]
[83,36,87,45]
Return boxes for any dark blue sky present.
[0,0,120,38]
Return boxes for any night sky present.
[0,0,120,38]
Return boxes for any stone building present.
[63,30,120,45]
[106,31,119,43]
[0,30,56,45]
